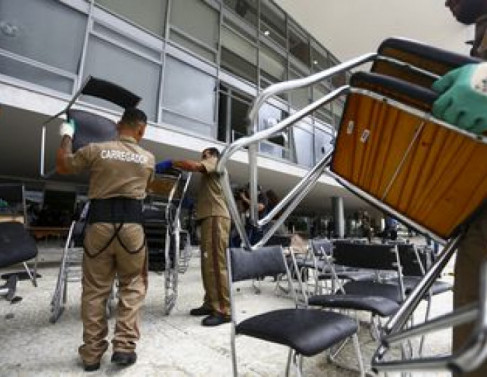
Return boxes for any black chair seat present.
[0,222,38,267]
[236,308,357,357]
[342,280,403,303]
[386,276,453,296]
[318,270,376,282]
[308,294,399,317]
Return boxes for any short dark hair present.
[202,147,220,158]
[121,107,147,128]
[450,0,487,24]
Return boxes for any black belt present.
[84,197,145,257]
[88,197,143,224]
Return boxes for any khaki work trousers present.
[199,216,231,317]
[454,206,487,377]
[79,223,148,365]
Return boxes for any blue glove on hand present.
[432,63,487,134]
[155,159,173,173]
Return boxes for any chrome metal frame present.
[217,52,487,374]
[161,171,193,315]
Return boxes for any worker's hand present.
[59,119,76,138]
[155,159,173,173]
[432,63,487,134]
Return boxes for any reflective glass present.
[162,56,216,126]
[83,36,160,120]
[0,0,86,72]
[96,0,167,37]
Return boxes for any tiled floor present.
[0,244,454,377]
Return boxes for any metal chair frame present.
[216,37,487,374]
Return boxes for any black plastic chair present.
[0,222,38,301]
[227,245,364,377]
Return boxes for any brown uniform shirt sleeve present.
[64,144,95,174]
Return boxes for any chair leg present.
[231,328,238,377]
[23,262,36,287]
[285,348,293,377]
[352,334,365,377]
[0,275,18,301]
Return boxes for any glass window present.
[259,45,286,84]
[313,84,334,124]
[221,26,257,83]
[218,85,252,143]
[258,103,289,159]
[95,0,167,37]
[289,68,310,110]
[314,127,334,162]
[83,36,160,120]
[0,0,86,73]
[223,0,258,27]
[169,0,219,61]
[311,41,329,73]
[260,0,286,48]
[0,55,73,93]
[162,56,216,134]
[289,23,310,66]
[292,123,314,167]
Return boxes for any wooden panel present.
[331,93,487,238]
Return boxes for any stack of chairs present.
[0,183,38,302]
[218,37,487,374]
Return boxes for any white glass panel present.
[83,37,160,120]
[260,45,286,82]
[163,56,216,126]
[0,0,86,72]
[170,0,219,50]
[96,0,167,37]
[293,126,313,167]
[0,55,73,93]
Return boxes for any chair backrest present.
[228,246,287,283]
[310,238,332,257]
[0,183,26,224]
[0,222,38,267]
[395,243,427,277]
[38,189,77,227]
[332,242,399,271]
[68,109,118,152]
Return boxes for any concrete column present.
[331,196,345,238]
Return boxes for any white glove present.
[59,119,75,138]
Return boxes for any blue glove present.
[432,63,487,134]
[155,159,173,173]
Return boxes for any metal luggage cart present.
[144,168,192,315]
[216,37,487,375]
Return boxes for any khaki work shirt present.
[65,135,155,199]
[196,156,230,220]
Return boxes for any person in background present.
[155,148,231,326]
[239,184,269,244]
[434,1,487,376]
[56,108,154,371]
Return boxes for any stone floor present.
[0,243,454,377]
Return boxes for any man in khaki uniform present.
[56,108,154,371]
[440,1,487,376]
[156,147,231,326]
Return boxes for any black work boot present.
[83,362,100,372]
[111,351,137,366]
[189,305,212,316]
[201,313,231,327]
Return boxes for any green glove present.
[432,63,487,134]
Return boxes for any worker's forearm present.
[56,136,73,174]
